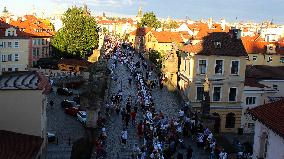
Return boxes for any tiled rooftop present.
[248,99,284,138]
[0,130,43,159]
[0,72,51,93]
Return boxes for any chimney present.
[220,18,226,31]
[230,28,242,39]
[208,18,213,29]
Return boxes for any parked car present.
[61,100,79,108]
[57,87,73,96]
[47,132,56,143]
[65,107,79,116]
[77,111,87,125]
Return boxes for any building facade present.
[248,99,284,159]
[179,31,247,133]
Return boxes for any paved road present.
[46,86,85,159]
[101,50,208,159]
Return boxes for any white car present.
[77,111,87,125]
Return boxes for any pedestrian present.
[137,121,143,139]
[186,146,193,159]
[131,111,137,125]
[121,108,126,122]
[177,152,183,159]
[125,113,130,128]
[128,75,132,86]
[49,100,54,109]
[121,129,128,148]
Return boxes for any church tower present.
[135,0,143,23]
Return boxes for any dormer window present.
[214,41,222,48]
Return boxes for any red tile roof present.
[187,22,229,40]
[0,15,54,38]
[241,36,284,55]
[181,32,247,56]
[0,130,43,159]
[151,31,184,43]
[244,77,268,88]
[246,65,284,80]
[248,99,284,138]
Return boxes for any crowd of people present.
[95,37,232,159]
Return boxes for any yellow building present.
[145,30,185,52]
[0,71,51,158]
[58,59,92,72]
[179,31,248,133]
[0,27,30,72]
[242,37,284,66]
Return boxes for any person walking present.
[49,100,54,109]
[125,113,130,128]
[186,146,193,159]
[131,110,137,126]
[121,129,128,148]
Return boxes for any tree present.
[51,7,99,58]
[139,12,161,29]
[149,50,163,69]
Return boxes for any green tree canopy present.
[139,12,161,29]
[51,7,99,58]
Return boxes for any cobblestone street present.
[102,51,208,159]
[46,87,86,159]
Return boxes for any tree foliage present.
[51,7,99,58]
[149,50,163,69]
[162,20,179,30]
[139,12,161,29]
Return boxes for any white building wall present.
[253,121,284,159]
[259,80,284,97]
[241,87,276,133]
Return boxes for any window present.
[215,60,223,74]
[246,97,256,105]
[229,87,237,101]
[252,56,257,61]
[184,59,187,71]
[33,39,37,45]
[214,41,222,48]
[280,57,284,63]
[196,87,204,101]
[33,48,37,56]
[37,39,41,45]
[36,48,40,56]
[0,41,4,48]
[8,42,12,48]
[273,84,278,90]
[199,60,207,74]
[2,54,6,62]
[225,113,235,128]
[231,61,239,75]
[8,68,12,72]
[213,86,221,101]
[15,68,18,71]
[248,123,255,129]
[267,56,272,62]
[14,41,19,48]
[14,54,19,61]
[42,39,45,45]
[8,54,12,61]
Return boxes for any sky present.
[1,0,283,24]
